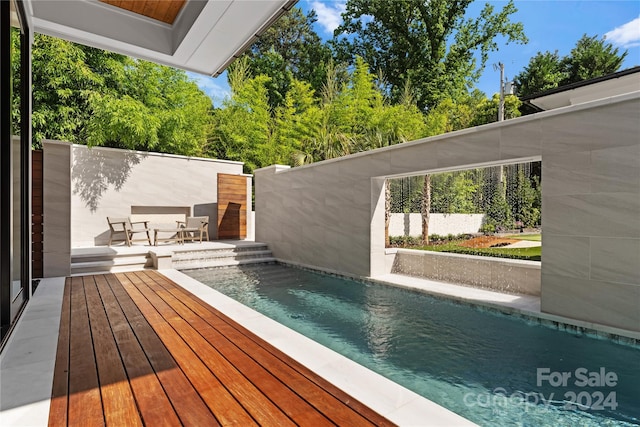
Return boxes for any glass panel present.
[9,6,25,320]
[11,25,20,136]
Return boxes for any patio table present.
[153,228,184,246]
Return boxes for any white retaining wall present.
[388,213,485,237]
[42,141,252,275]
[256,93,640,332]
[391,249,541,296]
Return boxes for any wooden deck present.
[48,271,395,426]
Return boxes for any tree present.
[429,171,479,214]
[333,0,527,110]
[509,166,540,228]
[86,60,212,156]
[298,57,428,164]
[28,34,212,155]
[244,7,332,108]
[272,78,321,165]
[471,93,521,126]
[515,34,627,98]
[513,51,565,98]
[424,90,487,134]
[421,175,430,243]
[30,34,118,145]
[486,180,512,231]
[563,34,627,83]
[210,58,273,172]
[10,27,22,134]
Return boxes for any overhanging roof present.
[521,66,640,111]
[24,0,296,76]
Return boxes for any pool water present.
[183,264,640,427]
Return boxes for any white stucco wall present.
[256,92,640,332]
[388,213,485,237]
[43,142,250,250]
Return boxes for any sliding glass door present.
[1,0,31,348]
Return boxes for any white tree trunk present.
[421,175,431,244]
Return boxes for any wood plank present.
[133,271,311,426]
[142,0,159,20]
[218,173,248,239]
[218,178,247,190]
[162,0,185,23]
[99,0,183,23]
[144,271,394,427]
[48,279,72,427]
[218,183,248,191]
[52,272,394,427]
[67,276,104,427]
[218,191,247,199]
[93,275,181,427]
[118,272,258,426]
[103,274,219,427]
[138,271,336,426]
[83,276,143,427]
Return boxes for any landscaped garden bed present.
[389,233,542,261]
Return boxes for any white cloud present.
[187,71,230,106]
[604,16,640,48]
[310,1,346,35]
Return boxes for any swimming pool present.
[183,264,640,426]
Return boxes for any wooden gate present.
[217,174,247,240]
[32,150,43,278]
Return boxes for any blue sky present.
[190,0,640,105]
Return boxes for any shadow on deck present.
[49,271,393,426]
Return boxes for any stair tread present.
[71,266,154,276]
[176,257,276,267]
[71,257,149,267]
[70,244,273,274]
[173,250,273,259]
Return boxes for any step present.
[172,249,274,262]
[71,255,152,275]
[171,245,269,255]
[71,265,155,276]
[71,255,150,267]
[71,247,150,259]
[70,242,274,274]
[173,256,277,269]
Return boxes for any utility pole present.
[497,62,505,198]
[498,62,505,122]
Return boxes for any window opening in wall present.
[386,161,542,261]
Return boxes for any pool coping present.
[0,272,476,427]
[161,268,477,426]
[2,265,637,426]
[273,259,640,347]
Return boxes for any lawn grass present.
[416,240,541,261]
[504,233,541,241]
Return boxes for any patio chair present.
[177,216,209,243]
[107,217,152,246]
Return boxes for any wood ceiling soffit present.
[99,0,186,25]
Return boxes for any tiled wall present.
[42,142,250,274]
[539,101,640,331]
[255,93,640,331]
[43,142,71,277]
